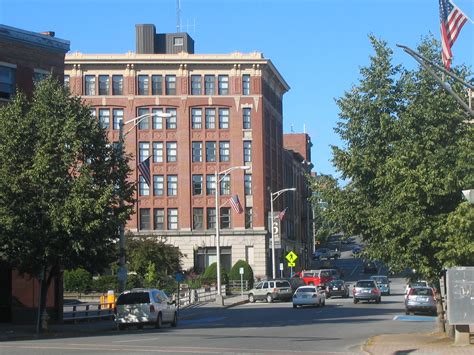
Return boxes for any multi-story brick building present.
[65,25,313,278]
[0,24,70,323]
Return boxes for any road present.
[0,281,436,354]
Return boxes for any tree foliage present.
[0,77,134,322]
[63,268,92,293]
[312,35,473,282]
[228,260,254,288]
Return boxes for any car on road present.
[294,270,334,286]
[405,280,430,295]
[313,248,341,260]
[370,275,391,295]
[405,286,437,315]
[325,279,350,298]
[352,280,381,304]
[248,279,293,303]
[363,261,378,274]
[292,285,326,308]
[115,288,177,330]
[351,246,363,256]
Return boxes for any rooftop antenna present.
[290,124,294,133]
[176,0,182,32]
[303,124,306,134]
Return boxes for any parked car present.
[295,270,334,286]
[288,276,306,293]
[405,280,430,295]
[313,248,341,260]
[405,286,437,315]
[115,288,177,330]
[248,279,293,303]
[352,280,381,304]
[370,275,391,295]
[292,285,326,308]
[352,246,363,256]
[363,261,378,274]
[325,279,350,298]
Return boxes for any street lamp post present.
[117,111,171,292]
[270,188,296,279]
[215,165,249,303]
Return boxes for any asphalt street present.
[0,249,437,355]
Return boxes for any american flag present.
[138,156,151,187]
[439,0,468,69]
[229,195,243,214]
[278,207,288,221]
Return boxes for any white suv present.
[115,288,177,330]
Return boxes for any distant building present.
[0,24,70,323]
[65,24,313,278]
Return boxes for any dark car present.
[363,261,378,274]
[325,279,349,298]
[289,276,306,293]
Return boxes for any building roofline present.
[0,24,70,53]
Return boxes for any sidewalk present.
[0,294,247,342]
[363,332,473,354]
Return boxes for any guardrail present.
[177,285,226,308]
[63,302,115,322]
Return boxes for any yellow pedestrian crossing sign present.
[288,261,296,267]
[286,251,298,263]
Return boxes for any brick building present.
[65,25,313,278]
[0,24,70,323]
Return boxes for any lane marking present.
[393,315,436,322]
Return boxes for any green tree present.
[228,260,254,288]
[63,268,92,294]
[144,261,158,287]
[0,77,134,328]
[202,262,229,285]
[326,35,473,282]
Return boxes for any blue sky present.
[1,0,473,179]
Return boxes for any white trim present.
[0,62,17,69]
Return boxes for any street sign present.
[288,261,295,267]
[285,251,298,263]
[239,267,244,275]
[267,213,281,249]
[279,263,284,271]
[175,273,185,282]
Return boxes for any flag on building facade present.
[229,195,243,214]
[138,156,151,186]
[439,0,468,69]
[278,207,288,221]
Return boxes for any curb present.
[224,299,249,308]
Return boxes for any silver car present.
[292,286,326,308]
[405,287,437,315]
[353,280,381,304]
[115,288,177,330]
[248,279,293,303]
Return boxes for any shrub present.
[229,260,254,288]
[202,262,228,285]
[92,275,118,293]
[63,268,92,293]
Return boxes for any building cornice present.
[0,24,70,53]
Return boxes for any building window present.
[192,142,202,162]
[140,208,151,230]
[139,142,150,163]
[166,108,177,129]
[206,174,216,195]
[153,142,164,163]
[165,75,176,95]
[84,75,96,95]
[245,207,253,229]
[0,65,16,100]
[166,141,177,162]
[206,141,216,162]
[152,75,163,95]
[220,175,231,195]
[154,208,165,230]
[167,175,178,196]
[193,208,204,230]
[205,108,216,129]
[150,108,163,129]
[191,75,201,95]
[204,75,215,95]
[218,108,229,129]
[219,141,230,162]
[244,173,252,195]
[242,74,250,95]
[137,107,149,130]
[191,108,202,129]
[98,109,110,129]
[173,37,184,46]
[168,208,178,230]
[33,69,48,85]
[98,75,109,95]
[138,75,149,95]
[195,246,231,273]
[113,109,123,130]
[243,108,251,129]
[139,175,150,196]
[220,207,231,229]
[64,75,70,90]
[207,208,216,229]
[192,175,203,195]
[218,75,229,95]
[112,75,123,95]
[153,175,165,196]
[243,141,252,162]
